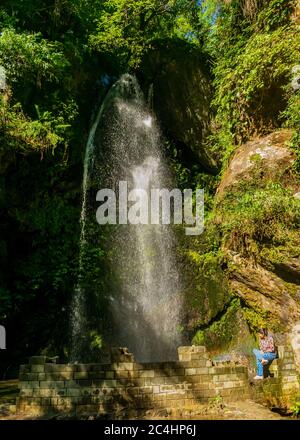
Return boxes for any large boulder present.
[228,252,300,326]
[217,130,297,196]
[217,130,300,334]
[139,40,216,172]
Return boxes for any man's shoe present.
[253,375,263,380]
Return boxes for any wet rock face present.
[293,0,300,23]
[291,65,300,91]
[217,130,296,197]
[291,324,300,368]
[139,41,216,172]
[228,252,300,328]
[216,130,300,335]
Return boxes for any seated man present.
[253,328,277,380]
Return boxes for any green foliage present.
[291,400,300,417]
[180,214,231,333]
[0,28,69,87]
[0,0,104,40]
[166,140,218,212]
[0,27,79,156]
[192,329,205,346]
[0,1,105,370]
[282,89,300,171]
[192,298,241,351]
[188,249,224,277]
[190,1,300,350]
[255,0,295,31]
[250,153,263,163]
[12,185,79,295]
[200,0,295,56]
[217,183,300,260]
[209,394,224,410]
[199,0,300,168]
[90,0,201,67]
[89,330,103,350]
[213,26,300,153]
[242,307,274,333]
[0,0,299,369]
[204,298,240,349]
[0,94,77,154]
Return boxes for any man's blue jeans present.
[253,349,277,377]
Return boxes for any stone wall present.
[16,345,300,416]
[17,346,249,416]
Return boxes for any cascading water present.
[70,95,106,362]
[71,74,185,362]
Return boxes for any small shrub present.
[192,330,205,346]
[291,400,300,417]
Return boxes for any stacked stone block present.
[17,345,300,415]
[17,346,250,416]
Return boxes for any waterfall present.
[71,74,184,362]
[70,92,106,362]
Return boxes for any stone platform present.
[16,345,300,416]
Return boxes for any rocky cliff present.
[139,40,216,173]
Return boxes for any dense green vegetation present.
[0,1,299,374]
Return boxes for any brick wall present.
[17,346,249,416]
[16,345,300,416]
